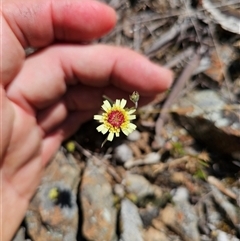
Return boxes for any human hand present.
[0,0,173,240]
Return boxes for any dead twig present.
[155,48,203,137]
[207,176,237,200]
[145,20,192,56]
[124,152,161,169]
[164,46,195,69]
[74,142,122,183]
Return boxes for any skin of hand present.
[0,0,173,240]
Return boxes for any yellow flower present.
[48,187,59,201]
[94,99,137,141]
[65,141,75,153]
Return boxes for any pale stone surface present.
[114,143,133,163]
[144,226,170,241]
[25,151,80,241]
[161,187,200,241]
[80,159,117,241]
[123,173,162,199]
[119,199,144,241]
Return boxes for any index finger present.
[6,44,173,111]
[3,0,116,47]
[2,0,116,85]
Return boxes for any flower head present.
[48,187,59,201]
[94,99,136,142]
[129,91,139,108]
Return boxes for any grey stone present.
[80,159,117,241]
[119,199,144,241]
[123,174,162,199]
[114,143,133,163]
[25,151,80,241]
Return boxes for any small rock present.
[214,230,230,241]
[25,151,80,241]
[172,186,189,202]
[171,90,240,157]
[12,227,30,241]
[113,184,125,198]
[144,226,170,241]
[124,152,161,169]
[161,187,200,241]
[139,205,160,227]
[113,143,133,163]
[127,130,141,141]
[213,230,240,241]
[80,159,117,241]
[119,198,144,241]
[123,174,162,200]
[144,152,161,163]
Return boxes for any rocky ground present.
[13,0,240,241]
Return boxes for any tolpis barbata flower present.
[94,99,137,143]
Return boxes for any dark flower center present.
[107,110,125,128]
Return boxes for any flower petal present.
[115,99,120,107]
[122,128,130,136]
[128,115,136,120]
[102,100,111,112]
[97,124,108,134]
[120,99,127,108]
[121,123,136,136]
[128,109,136,114]
[107,132,114,141]
[128,123,137,130]
[94,115,104,120]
